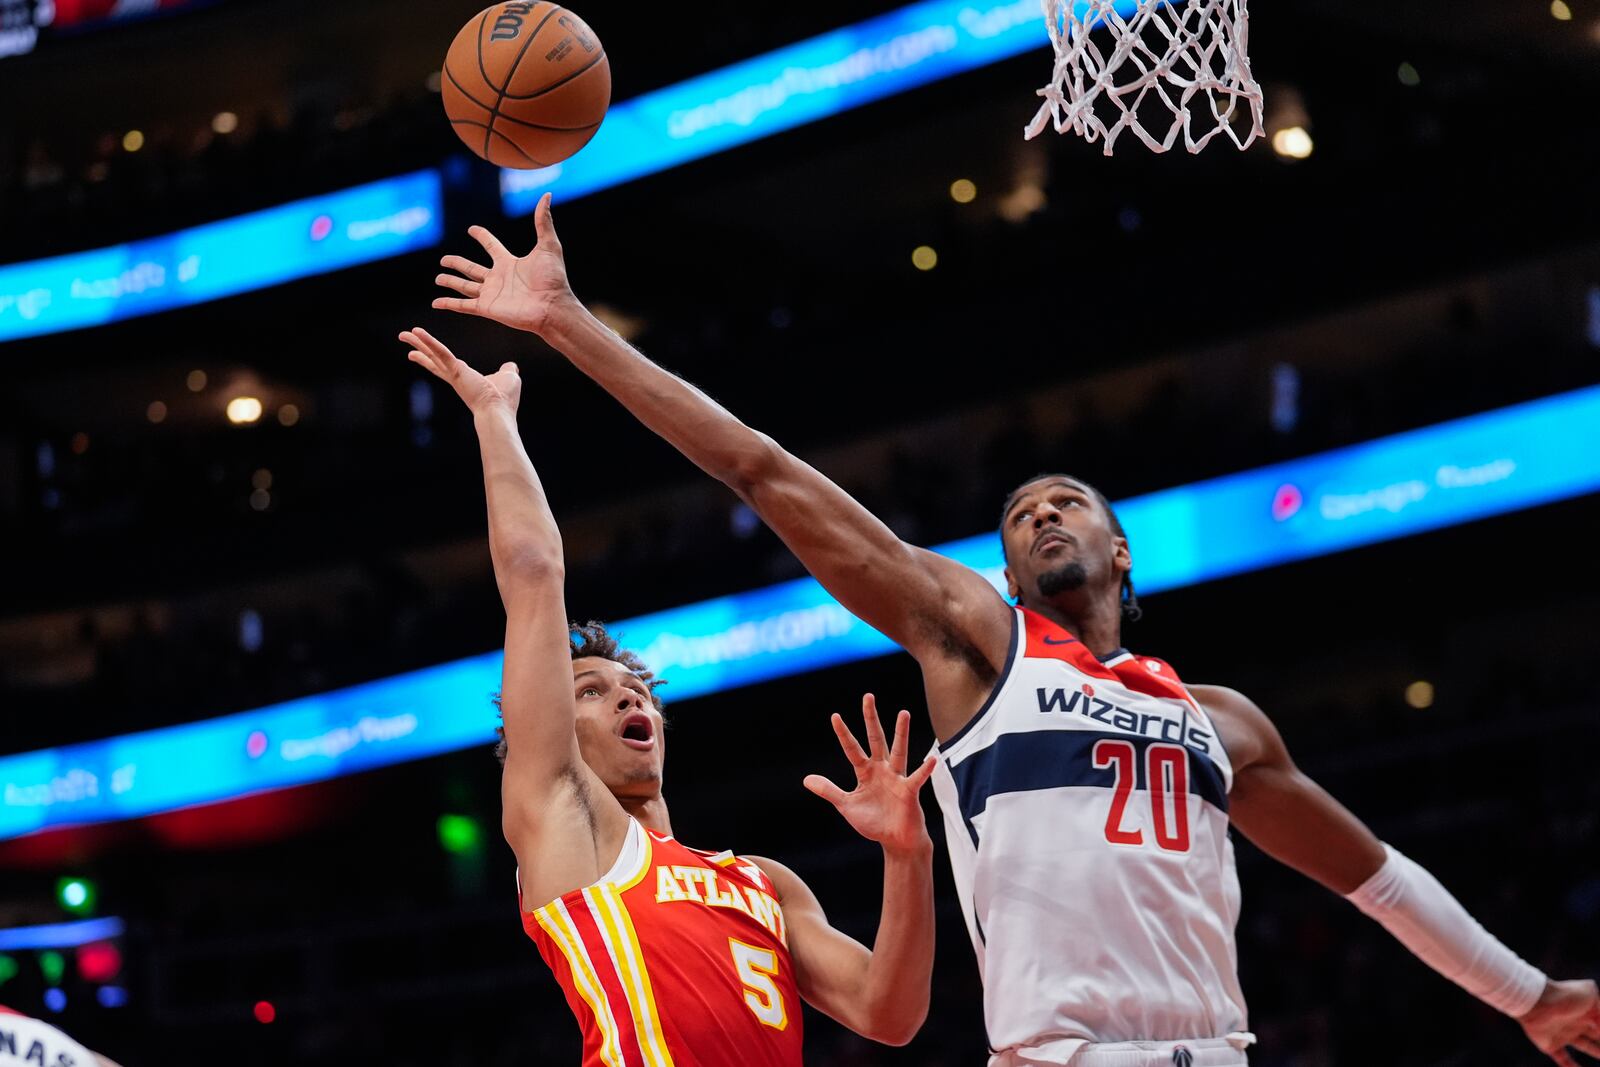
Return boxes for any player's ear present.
[1004,566,1020,602]
[1112,536,1132,578]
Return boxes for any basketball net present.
[1025,0,1264,155]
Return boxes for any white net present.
[1025,0,1264,156]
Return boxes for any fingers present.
[907,752,939,790]
[432,296,482,316]
[888,709,912,775]
[435,272,481,298]
[1573,1036,1600,1060]
[1547,1050,1576,1067]
[534,192,562,249]
[802,773,849,808]
[830,712,869,769]
[406,350,445,380]
[861,693,889,761]
[440,254,488,281]
[400,327,457,367]
[468,224,513,264]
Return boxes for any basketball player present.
[428,195,1600,1067]
[399,326,938,1065]
[0,1004,123,1067]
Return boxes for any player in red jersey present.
[0,1004,123,1067]
[399,326,938,1066]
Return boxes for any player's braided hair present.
[492,620,666,765]
[998,473,1143,624]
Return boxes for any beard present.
[1036,560,1089,598]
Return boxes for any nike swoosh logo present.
[1041,635,1077,646]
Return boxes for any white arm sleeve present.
[1345,843,1546,1017]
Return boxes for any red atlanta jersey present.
[521,818,804,1067]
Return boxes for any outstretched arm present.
[752,695,938,1046]
[402,328,624,905]
[1200,684,1600,1067]
[431,200,1011,737]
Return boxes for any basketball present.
[441,3,611,169]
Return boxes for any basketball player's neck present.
[1029,595,1124,658]
[620,793,673,837]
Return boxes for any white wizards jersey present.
[930,607,1248,1065]
[0,1008,98,1067]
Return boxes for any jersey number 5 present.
[1091,739,1191,853]
[729,938,788,1030]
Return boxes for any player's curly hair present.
[998,473,1143,623]
[492,620,666,765]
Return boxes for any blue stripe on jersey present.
[949,729,1230,833]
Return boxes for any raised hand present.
[1519,978,1600,1067]
[432,192,574,336]
[400,327,521,416]
[804,695,938,857]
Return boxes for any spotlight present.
[56,878,97,917]
[1271,126,1314,160]
[227,397,263,425]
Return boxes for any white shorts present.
[1065,1037,1249,1067]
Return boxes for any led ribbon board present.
[0,170,443,343]
[499,0,1141,213]
[4,384,1599,839]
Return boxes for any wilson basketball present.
[441,3,611,169]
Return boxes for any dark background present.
[1,1,1598,1064]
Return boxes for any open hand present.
[804,695,937,856]
[400,327,521,416]
[1519,978,1600,1067]
[432,193,574,336]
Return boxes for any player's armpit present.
[495,586,630,906]
[1194,684,1386,895]
[748,856,928,1047]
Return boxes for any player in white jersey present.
[0,1005,122,1067]
[428,199,1600,1067]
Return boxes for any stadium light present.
[438,814,484,855]
[56,878,96,917]
[1272,126,1314,160]
[226,397,263,425]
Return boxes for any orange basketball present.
[441,3,611,169]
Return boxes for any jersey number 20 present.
[1091,739,1191,853]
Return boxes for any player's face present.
[571,657,665,799]
[1001,478,1128,606]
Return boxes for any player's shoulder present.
[739,855,822,912]
[666,836,785,893]
[1187,683,1265,720]
[1186,683,1282,769]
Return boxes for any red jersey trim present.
[1019,607,1193,704]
